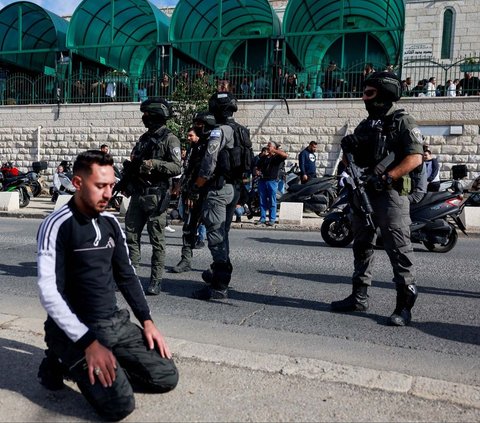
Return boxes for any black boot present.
[331,283,369,312]
[194,262,232,300]
[146,279,162,295]
[38,351,65,390]
[202,261,233,285]
[390,284,418,326]
[171,258,192,273]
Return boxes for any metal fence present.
[1,56,480,105]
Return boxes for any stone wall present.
[0,97,479,185]
[404,0,480,59]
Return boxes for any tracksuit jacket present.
[37,198,151,350]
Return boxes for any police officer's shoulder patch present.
[173,146,181,160]
[207,139,220,155]
[410,127,423,144]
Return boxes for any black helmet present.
[193,112,216,128]
[208,92,238,117]
[363,71,402,102]
[193,111,216,137]
[140,97,172,119]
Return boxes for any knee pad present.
[353,243,374,261]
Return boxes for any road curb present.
[4,314,479,411]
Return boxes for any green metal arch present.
[283,0,405,69]
[0,1,68,72]
[67,0,170,77]
[170,0,281,72]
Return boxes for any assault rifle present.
[344,152,395,228]
[113,158,151,197]
[344,152,375,228]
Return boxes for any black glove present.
[341,134,360,153]
[371,172,393,191]
[187,184,201,203]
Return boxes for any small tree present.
[168,73,216,143]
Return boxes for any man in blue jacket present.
[298,141,318,183]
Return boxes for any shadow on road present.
[0,261,37,278]
[0,337,96,420]
[415,321,480,346]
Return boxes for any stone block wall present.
[0,97,479,185]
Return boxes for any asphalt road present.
[0,217,478,391]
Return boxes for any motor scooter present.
[0,171,31,207]
[321,178,467,252]
[279,175,338,216]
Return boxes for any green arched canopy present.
[0,1,68,72]
[170,0,281,72]
[283,0,405,69]
[67,0,170,77]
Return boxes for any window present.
[441,8,455,59]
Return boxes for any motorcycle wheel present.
[17,188,30,208]
[320,216,353,247]
[30,181,42,197]
[423,226,458,253]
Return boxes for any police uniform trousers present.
[125,192,167,283]
[179,196,204,261]
[351,188,416,287]
[44,309,178,421]
[224,180,242,258]
[202,183,234,264]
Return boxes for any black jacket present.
[37,198,151,350]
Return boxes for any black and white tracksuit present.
[37,198,178,420]
[37,198,150,349]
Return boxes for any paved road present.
[0,212,478,421]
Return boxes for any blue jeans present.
[258,178,279,222]
[197,223,206,242]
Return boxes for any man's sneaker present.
[194,240,205,249]
[38,356,65,391]
[255,219,266,225]
[266,221,274,227]
[192,286,228,300]
[146,280,162,295]
[171,259,192,273]
[165,225,175,233]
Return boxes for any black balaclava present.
[364,94,393,120]
[142,114,166,129]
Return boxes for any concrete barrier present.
[54,194,73,210]
[279,202,303,225]
[465,206,480,229]
[0,191,20,211]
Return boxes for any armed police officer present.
[171,112,216,274]
[186,92,250,300]
[123,98,181,295]
[330,72,424,326]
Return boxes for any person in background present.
[255,141,288,226]
[36,150,178,421]
[298,141,318,183]
[124,98,182,295]
[423,146,441,192]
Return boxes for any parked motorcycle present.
[0,171,31,207]
[1,161,43,197]
[321,179,467,253]
[279,175,338,216]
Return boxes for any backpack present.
[226,121,254,179]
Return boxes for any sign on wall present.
[404,43,434,60]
